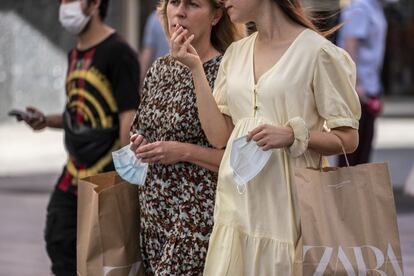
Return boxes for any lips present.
[172,24,188,30]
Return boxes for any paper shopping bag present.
[77,171,146,276]
[293,163,404,276]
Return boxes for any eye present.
[169,0,179,5]
[189,0,199,7]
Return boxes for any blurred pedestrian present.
[16,0,140,274]
[337,0,388,166]
[172,0,361,274]
[140,10,169,82]
[129,0,242,274]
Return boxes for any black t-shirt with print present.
[59,32,140,195]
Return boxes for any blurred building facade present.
[0,0,412,122]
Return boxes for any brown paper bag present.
[77,171,146,276]
[293,163,404,276]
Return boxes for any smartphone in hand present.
[8,109,35,121]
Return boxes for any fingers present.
[131,134,147,152]
[31,119,45,130]
[136,142,160,160]
[172,29,189,55]
[170,24,183,42]
[26,106,37,114]
[130,133,139,142]
[182,35,195,52]
[247,125,265,141]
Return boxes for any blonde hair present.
[157,0,244,53]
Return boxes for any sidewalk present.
[0,109,413,275]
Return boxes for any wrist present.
[178,142,191,162]
[41,114,48,127]
[190,60,203,73]
[285,117,309,158]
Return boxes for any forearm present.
[119,110,137,146]
[192,64,233,149]
[45,114,63,129]
[180,142,224,172]
[308,127,358,156]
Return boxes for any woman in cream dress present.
[171,0,361,274]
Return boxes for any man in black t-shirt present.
[19,0,140,275]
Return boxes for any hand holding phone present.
[8,109,34,121]
[8,107,47,130]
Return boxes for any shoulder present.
[145,55,175,78]
[225,33,257,55]
[302,30,354,67]
[303,30,345,56]
[105,33,137,57]
[343,0,371,17]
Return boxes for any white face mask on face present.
[59,1,91,35]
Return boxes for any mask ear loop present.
[237,183,247,195]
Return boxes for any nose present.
[175,2,187,18]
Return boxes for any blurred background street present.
[1,0,414,275]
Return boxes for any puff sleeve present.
[313,43,361,130]
[213,44,233,117]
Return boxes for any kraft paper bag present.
[293,163,404,276]
[77,171,146,276]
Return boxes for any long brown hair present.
[273,0,339,36]
[157,0,244,53]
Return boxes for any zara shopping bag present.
[293,162,404,276]
[77,171,146,276]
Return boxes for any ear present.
[211,7,223,26]
[87,0,100,16]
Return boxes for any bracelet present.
[285,117,309,158]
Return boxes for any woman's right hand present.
[130,133,148,158]
[170,25,201,70]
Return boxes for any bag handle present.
[318,141,349,171]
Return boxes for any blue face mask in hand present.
[230,135,273,194]
[112,144,148,185]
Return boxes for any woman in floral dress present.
[129,0,242,275]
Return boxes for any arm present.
[181,143,224,172]
[248,124,358,156]
[192,64,234,148]
[343,37,359,63]
[133,138,224,172]
[171,27,234,148]
[45,114,64,129]
[119,110,136,146]
[309,127,358,155]
[23,106,63,130]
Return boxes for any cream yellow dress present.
[203,29,361,275]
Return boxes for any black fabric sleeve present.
[109,41,140,113]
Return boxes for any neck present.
[77,17,114,50]
[193,39,220,63]
[253,2,302,42]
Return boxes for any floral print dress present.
[130,55,222,275]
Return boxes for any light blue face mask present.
[112,144,148,185]
[230,135,273,194]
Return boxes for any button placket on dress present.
[253,84,259,117]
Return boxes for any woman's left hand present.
[247,124,294,151]
[136,141,185,165]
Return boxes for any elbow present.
[206,132,230,149]
[211,141,227,150]
[343,132,359,154]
